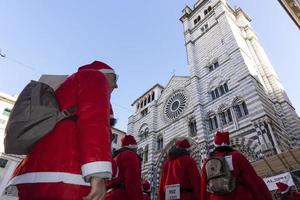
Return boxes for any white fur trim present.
[99,69,115,74]
[214,142,230,147]
[7,172,89,186]
[81,161,112,179]
[123,144,137,149]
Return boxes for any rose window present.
[164,92,187,120]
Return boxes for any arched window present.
[138,148,144,161]
[157,135,163,150]
[210,82,229,100]
[139,131,144,140]
[189,118,197,137]
[147,95,151,103]
[219,108,233,126]
[144,128,149,138]
[143,99,147,107]
[207,113,218,131]
[140,101,143,108]
[233,100,249,119]
[139,125,149,141]
[214,88,219,98]
[208,6,212,12]
[204,9,208,15]
[137,103,140,110]
[224,83,229,92]
[151,92,155,101]
[144,145,149,164]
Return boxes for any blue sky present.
[0,0,299,132]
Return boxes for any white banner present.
[263,172,295,191]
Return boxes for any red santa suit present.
[201,131,273,200]
[276,182,300,200]
[159,139,201,200]
[9,61,116,200]
[105,135,143,200]
[142,180,151,200]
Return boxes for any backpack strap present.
[57,106,77,121]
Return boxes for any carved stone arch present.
[207,75,222,91]
[231,137,262,161]
[206,110,216,118]
[152,137,201,190]
[139,123,149,132]
[217,103,228,113]
[232,96,244,106]
[138,123,149,140]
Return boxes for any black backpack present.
[4,80,76,155]
[205,155,237,195]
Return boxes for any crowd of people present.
[6,60,300,200]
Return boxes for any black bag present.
[4,80,75,155]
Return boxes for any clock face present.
[164,92,187,120]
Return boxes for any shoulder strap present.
[57,106,77,121]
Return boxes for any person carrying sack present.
[7,60,118,200]
[200,131,273,200]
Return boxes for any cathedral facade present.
[127,0,300,192]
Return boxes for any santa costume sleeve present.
[76,70,112,181]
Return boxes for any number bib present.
[165,184,180,200]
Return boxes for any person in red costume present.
[200,131,273,200]
[158,138,201,200]
[105,134,143,200]
[142,180,151,200]
[9,61,118,200]
[276,182,300,200]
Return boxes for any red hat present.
[78,60,115,74]
[142,180,151,192]
[214,131,230,146]
[175,139,191,149]
[121,135,137,148]
[276,182,289,194]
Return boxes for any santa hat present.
[78,60,115,74]
[175,139,191,149]
[276,182,290,194]
[214,131,230,146]
[142,180,151,192]
[121,135,137,149]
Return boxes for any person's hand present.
[82,177,106,200]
